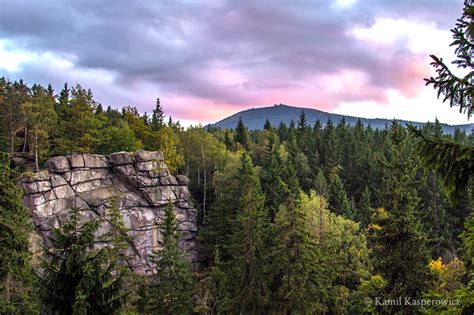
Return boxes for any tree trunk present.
[201,142,207,223]
[22,126,28,153]
[35,130,39,171]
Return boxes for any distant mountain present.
[211,104,473,135]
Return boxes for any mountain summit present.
[212,104,473,134]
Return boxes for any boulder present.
[134,150,164,162]
[68,154,85,168]
[109,152,134,165]
[46,156,70,172]
[176,175,190,186]
[83,154,109,168]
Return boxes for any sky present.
[0,0,471,126]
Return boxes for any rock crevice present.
[22,150,204,272]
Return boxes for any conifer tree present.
[234,117,249,150]
[314,169,329,199]
[328,173,352,218]
[370,122,432,311]
[260,132,289,220]
[227,153,270,313]
[411,0,474,200]
[200,153,241,261]
[147,202,194,315]
[270,193,328,314]
[357,186,372,227]
[0,153,38,313]
[263,118,272,130]
[151,97,165,131]
[40,206,129,314]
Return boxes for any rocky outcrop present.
[21,150,204,273]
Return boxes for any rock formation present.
[21,150,204,272]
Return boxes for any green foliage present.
[368,122,433,312]
[0,153,38,313]
[411,127,474,201]
[146,202,194,315]
[234,117,250,150]
[328,173,353,219]
[40,206,129,314]
[22,84,58,170]
[424,0,473,118]
[227,153,270,313]
[270,194,328,314]
[151,97,165,131]
[350,275,388,314]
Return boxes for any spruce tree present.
[234,117,249,150]
[260,133,289,220]
[328,173,352,218]
[151,97,165,131]
[263,118,272,130]
[411,0,474,200]
[147,202,194,314]
[314,169,329,199]
[357,186,372,227]
[0,153,38,313]
[370,122,432,312]
[40,206,129,314]
[270,193,328,314]
[227,153,270,313]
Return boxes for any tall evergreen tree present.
[151,97,165,131]
[40,206,129,314]
[270,193,328,314]
[227,153,270,313]
[263,118,272,130]
[0,153,38,313]
[370,122,432,312]
[328,173,353,218]
[234,117,249,150]
[146,202,194,315]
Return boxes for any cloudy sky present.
[0,0,471,126]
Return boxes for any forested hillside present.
[211,103,473,134]
[0,75,473,313]
[1,0,473,312]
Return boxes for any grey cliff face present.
[21,150,205,273]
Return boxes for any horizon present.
[0,0,472,126]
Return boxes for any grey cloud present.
[0,0,464,111]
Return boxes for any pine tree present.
[370,122,432,312]
[263,118,272,130]
[261,133,289,220]
[411,0,474,200]
[314,169,329,199]
[40,206,129,314]
[146,202,194,315]
[234,117,249,150]
[0,153,38,313]
[328,173,352,218]
[227,153,270,313]
[200,153,241,262]
[357,186,372,227]
[151,97,165,131]
[270,193,328,314]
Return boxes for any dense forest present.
[1,1,473,314]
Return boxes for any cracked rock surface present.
[21,150,205,273]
